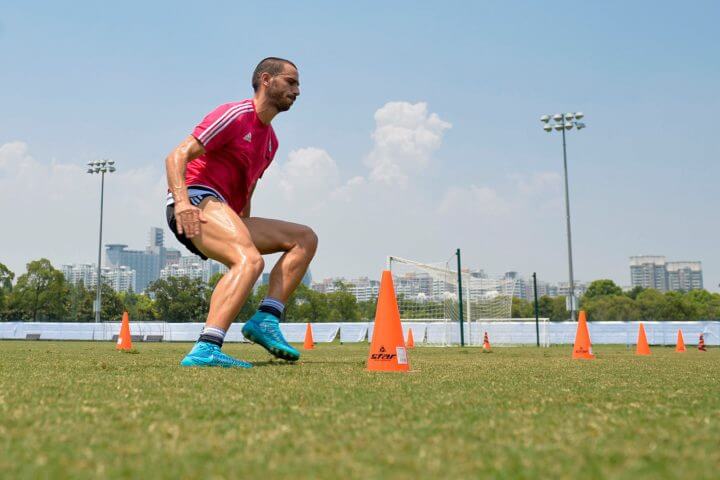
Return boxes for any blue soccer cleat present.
[241,312,300,362]
[180,341,252,368]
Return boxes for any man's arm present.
[239,183,257,218]
[165,135,207,237]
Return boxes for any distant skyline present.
[1,1,718,291]
[25,225,707,290]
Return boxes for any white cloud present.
[365,101,452,186]
[0,141,168,276]
[276,147,340,200]
[1,104,569,286]
[511,171,562,195]
[330,176,366,202]
[437,185,510,216]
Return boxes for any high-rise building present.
[630,256,668,291]
[557,281,587,298]
[104,266,136,293]
[149,227,164,248]
[311,276,380,302]
[629,256,703,292]
[164,249,181,266]
[159,255,228,283]
[105,228,171,292]
[666,261,703,291]
[61,264,136,293]
[347,277,380,302]
[105,244,161,292]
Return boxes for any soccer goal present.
[387,255,550,346]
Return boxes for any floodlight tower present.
[540,112,586,321]
[86,159,116,323]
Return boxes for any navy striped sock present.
[198,326,226,347]
[258,297,284,319]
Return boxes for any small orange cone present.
[482,331,492,352]
[406,328,415,349]
[636,323,651,355]
[698,334,707,351]
[572,310,595,359]
[303,323,315,350]
[367,271,410,372]
[675,329,686,352]
[116,311,133,351]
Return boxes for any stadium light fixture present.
[86,159,117,323]
[538,112,587,321]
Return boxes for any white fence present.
[1,321,718,346]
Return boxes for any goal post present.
[387,255,550,346]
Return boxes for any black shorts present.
[166,187,223,260]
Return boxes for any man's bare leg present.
[242,217,318,302]
[232,217,317,361]
[190,198,265,331]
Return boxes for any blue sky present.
[1,0,718,290]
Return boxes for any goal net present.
[388,255,549,346]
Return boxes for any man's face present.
[265,64,300,112]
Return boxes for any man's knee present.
[299,226,318,256]
[246,250,265,276]
[228,245,264,275]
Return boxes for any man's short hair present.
[252,57,297,92]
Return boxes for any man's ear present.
[261,72,272,87]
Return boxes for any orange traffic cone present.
[406,328,415,349]
[116,311,133,351]
[482,331,492,352]
[636,323,651,355]
[675,329,686,352]
[367,271,410,372]
[698,334,707,351]
[303,323,315,350]
[572,310,595,359]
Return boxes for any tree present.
[147,277,210,322]
[99,283,124,321]
[659,291,697,321]
[5,259,69,321]
[67,281,94,321]
[684,289,720,320]
[328,289,360,321]
[536,295,568,321]
[584,295,639,321]
[511,297,534,318]
[635,289,666,321]
[583,279,623,299]
[286,284,330,322]
[357,299,377,320]
[120,290,158,321]
[624,286,645,300]
[0,262,15,319]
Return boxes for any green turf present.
[1,341,718,479]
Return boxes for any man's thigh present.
[242,217,313,255]
[190,198,258,265]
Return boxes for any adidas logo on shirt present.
[243,132,252,142]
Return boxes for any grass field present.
[1,341,718,479]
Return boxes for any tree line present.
[0,259,376,322]
[511,279,720,321]
[2,260,719,322]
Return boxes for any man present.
[165,57,317,368]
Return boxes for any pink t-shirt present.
[186,99,278,214]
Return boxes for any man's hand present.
[175,201,207,238]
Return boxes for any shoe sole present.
[180,356,252,368]
[242,327,300,362]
